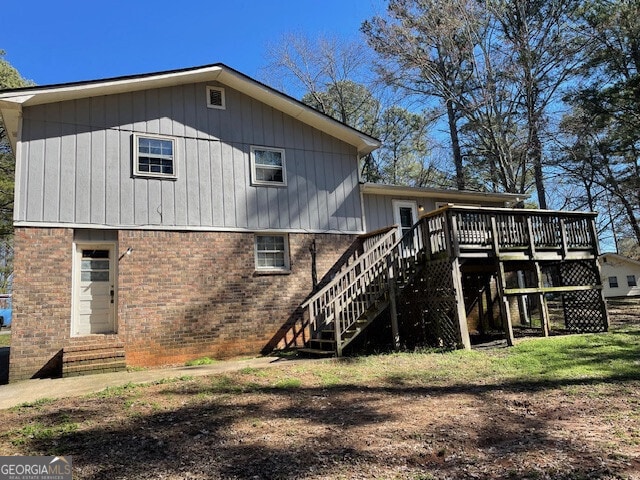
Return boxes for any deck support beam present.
[387,256,400,350]
[534,261,550,336]
[451,257,471,349]
[496,262,515,346]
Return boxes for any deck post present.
[451,257,471,350]
[387,255,400,350]
[534,262,550,336]
[450,211,461,258]
[496,262,515,346]
[589,218,610,331]
[333,297,343,357]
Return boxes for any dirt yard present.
[0,300,638,480]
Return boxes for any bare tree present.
[362,0,478,190]
[262,32,445,187]
[488,0,585,209]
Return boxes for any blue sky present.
[3,0,384,86]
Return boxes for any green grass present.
[10,397,57,411]
[92,382,141,398]
[8,421,78,446]
[185,357,217,366]
[0,332,10,347]
[272,377,302,389]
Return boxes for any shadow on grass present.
[10,367,640,479]
[8,326,640,479]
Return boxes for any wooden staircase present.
[62,341,126,377]
[301,294,391,356]
[300,222,428,357]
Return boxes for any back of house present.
[0,64,520,381]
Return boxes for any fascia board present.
[361,183,526,204]
[0,64,380,155]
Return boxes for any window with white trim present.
[627,275,637,287]
[251,146,286,186]
[206,86,226,109]
[609,276,619,288]
[133,134,177,178]
[255,234,290,271]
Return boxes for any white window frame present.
[250,146,287,186]
[254,234,290,272]
[133,133,177,179]
[206,86,226,110]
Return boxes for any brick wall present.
[9,227,74,381]
[118,231,354,366]
[9,227,354,379]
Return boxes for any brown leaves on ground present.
[0,303,639,480]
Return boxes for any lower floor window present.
[628,275,637,287]
[255,234,290,271]
[609,276,618,288]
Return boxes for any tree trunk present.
[446,99,465,190]
[530,127,547,209]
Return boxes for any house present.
[600,253,640,297]
[0,64,608,381]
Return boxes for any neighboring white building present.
[600,253,640,298]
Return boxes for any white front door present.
[392,200,419,246]
[73,244,117,336]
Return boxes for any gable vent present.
[207,86,226,109]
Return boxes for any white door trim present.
[71,241,118,337]
[392,200,418,236]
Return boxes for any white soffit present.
[0,64,380,155]
[361,183,526,204]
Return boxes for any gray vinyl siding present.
[17,82,363,233]
[363,194,436,232]
[363,194,506,232]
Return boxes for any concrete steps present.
[62,343,126,377]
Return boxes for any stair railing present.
[302,227,398,349]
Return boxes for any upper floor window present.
[609,276,618,288]
[628,275,637,287]
[251,146,286,186]
[133,134,177,179]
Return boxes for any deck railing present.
[426,206,598,257]
[302,227,398,348]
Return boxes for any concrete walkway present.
[0,356,316,410]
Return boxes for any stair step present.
[298,348,336,357]
[63,360,127,377]
[310,338,336,345]
[62,344,126,377]
[63,342,124,354]
[62,351,125,368]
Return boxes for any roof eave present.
[0,64,381,156]
[361,183,527,204]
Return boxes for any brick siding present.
[118,230,353,366]
[9,227,74,381]
[9,227,354,379]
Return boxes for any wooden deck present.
[300,206,607,356]
[420,206,598,261]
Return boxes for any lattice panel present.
[396,257,461,348]
[562,289,607,332]
[559,261,598,287]
[424,258,460,347]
